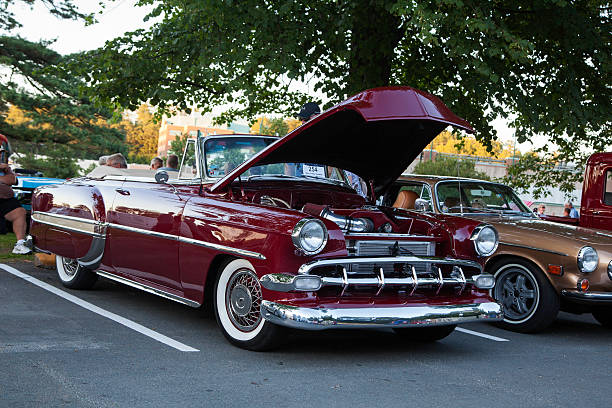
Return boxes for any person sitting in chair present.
[0,163,31,254]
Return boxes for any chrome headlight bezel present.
[470,225,499,257]
[607,260,612,281]
[291,218,328,255]
[577,246,598,273]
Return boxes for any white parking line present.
[0,264,199,352]
[456,327,510,342]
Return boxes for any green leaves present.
[66,0,610,195]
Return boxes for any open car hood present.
[210,86,473,194]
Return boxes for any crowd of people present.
[534,201,580,219]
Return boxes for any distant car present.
[30,87,503,350]
[13,169,64,213]
[385,175,612,332]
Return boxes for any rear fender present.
[30,182,109,268]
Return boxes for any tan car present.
[383,175,612,332]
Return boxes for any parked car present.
[30,87,502,350]
[385,175,612,332]
[540,152,612,231]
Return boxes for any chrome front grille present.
[347,240,435,275]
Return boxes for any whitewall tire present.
[214,258,285,350]
[56,255,98,289]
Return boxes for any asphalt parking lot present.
[1,260,611,408]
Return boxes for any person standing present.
[565,201,579,218]
[0,163,31,254]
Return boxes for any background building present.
[157,110,250,157]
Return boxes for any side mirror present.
[155,170,169,184]
[414,198,431,212]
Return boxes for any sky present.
[5,0,543,153]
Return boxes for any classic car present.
[540,152,612,231]
[29,87,503,350]
[384,175,612,332]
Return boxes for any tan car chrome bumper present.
[561,290,612,304]
[261,300,503,330]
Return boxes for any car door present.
[108,180,188,291]
[597,168,612,230]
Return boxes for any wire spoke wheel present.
[214,259,285,350]
[225,268,262,332]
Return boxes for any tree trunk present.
[346,2,403,96]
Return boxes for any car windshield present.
[202,136,351,187]
[435,180,533,215]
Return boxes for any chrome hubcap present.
[225,269,262,332]
[61,258,79,277]
[495,268,538,320]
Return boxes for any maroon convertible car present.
[29,87,502,350]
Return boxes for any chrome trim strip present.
[500,242,568,257]
[344,233,436,239]
[261,300,503,330]
[260,271,493,293]
[96,271,201,308]
[178,236,266,260]
[32,211,104,237]
[560,289,612,303]
[107,223,266,260]
[108,223,178,241]
[35,213,267,261]
[297,256,482,275]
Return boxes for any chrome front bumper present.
[261,300,503,330]
[561,290,612,304]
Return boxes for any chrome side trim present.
[500,242,568,257]
[561,289,612,303]
[178,236,266,260]
[261,300,503,330]
[297,256,482,275]
[35,212,267,261]
[107,223,266,260]
[108,223,178,241]
[96,271,201,308]
[32,211,104,237]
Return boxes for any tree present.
[73,0,610,194]
[169,132,189,157]
[116,104,160,163]
[1,3,127,160]
[426,130,516,159]
[250,117,291,136]
[413,156,491,180]
[1,0,87,31]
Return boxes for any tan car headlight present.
[577,246,598,273]
[607,260,612,280]
[292,218,328,255]
[471,225,499,257]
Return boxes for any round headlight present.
[471,225,499,257]
[292,219,328,255]
[577,246,598,273]
[608,260,612,281]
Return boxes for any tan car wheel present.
[490,259,559,333]
[56,255,98,289]
[214,259,285,351]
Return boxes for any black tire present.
[392,325,456,341]
[214,258,286,351]
[592,309,612,328]
[56,255,98,289]
[489,258,559,333]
